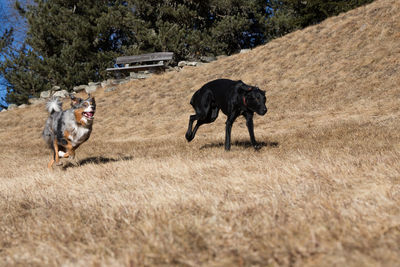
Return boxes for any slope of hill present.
[1,0,399,265]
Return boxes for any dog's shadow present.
[200,140,279,150]
[62,156,133,170]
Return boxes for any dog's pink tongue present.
[85,112,94,118]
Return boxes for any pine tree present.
[127,0,268,58]
[0,28,14,53]
[264,0,374,40]
[23,0,136,87]
[1,0,137,104]
[1,45,51,104]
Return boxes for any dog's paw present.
[253,144,262,150]
[185,132,194,142]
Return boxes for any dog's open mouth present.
[83,112,94,119]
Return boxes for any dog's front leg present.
[244,112,260,150]
[63,145,75,160]
[225,113,238,151]
[225,121,232,150]
[64,149,75,159]
[62,130,76,159]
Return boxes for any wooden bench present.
[106,52,174,73]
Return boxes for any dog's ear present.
[86,94,95,105]
[70,94,82,107]
[238,83,254,94]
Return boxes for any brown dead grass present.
[1,0,400,266]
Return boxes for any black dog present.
[185,79,267,150]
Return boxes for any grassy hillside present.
[1,0,400,265]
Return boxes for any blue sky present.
[0,77,6,109]
[0,1,27,109]
[0,2,9,108]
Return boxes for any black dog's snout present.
[259,107,267,115]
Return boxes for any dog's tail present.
[46,97,62,114]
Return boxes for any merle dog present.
[185,79,267,150]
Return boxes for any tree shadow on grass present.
[62,156,133,170]
[200,140,279,150]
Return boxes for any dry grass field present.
[1,0,400,265]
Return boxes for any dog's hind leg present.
[185,114,198,142]
[186,106,219,142]
[52,139,62,166]
[188,119,204,142]
[186,89,217,142]
[47,140,58,169]
[47,156,55,169]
